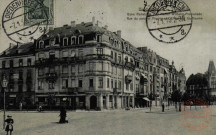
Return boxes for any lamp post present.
[2,76,8,129]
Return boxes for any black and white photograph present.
[0,0,216,135]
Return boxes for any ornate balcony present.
[35,58,60,67]
[125,62,135,70]
[68,87,79,94]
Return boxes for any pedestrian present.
[59,106,68,123]
[162,102,165,112]
[5,115,14,135]
[19,102,22,111]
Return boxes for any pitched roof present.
[0,42,34,57]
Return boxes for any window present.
[115,80,117,88]
[98,62,103,71]
[115,52,117,62]
[38,80,43,90]
[2,61,6,68]
[89,62,94,71]
[71,65,75,75]
[71,36,76,45]
[27,58,31,66]
[89,79,93,87]
[118,81,121,89]
[19,71,23,80]
[107,78,110,88]
[96,48,103,55]
[62,79,68,88]
[39,41,44,48]
[71,79,76,88]
[78,36,84,44]
[111,79,113,88]
[19,59,23,67]
[130,83,133,91]
[97,35,101,42]
[50,39,55,46]
[118,54,121,63]
[111,51,113,58]
[118,68,121,76]
[49,52,55,59]
[150,66,153,72]
[78,64,83,73]
[18,85,23,92]
[10,60,13,68]
[125,56,128,63]
[79,79,82,87]
[126,84,129,90]
[98,77,103,88]
[62,65,68,74]
[63,38,68,46]
[48,81,54,89]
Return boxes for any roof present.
[0,42,35,57]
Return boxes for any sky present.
[0,0,216,78]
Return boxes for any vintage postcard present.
[0,0,215,135]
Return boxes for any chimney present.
[97,20,102,27]
[71,21,76,27]
[117,30,121,38]
[104,25,108,30]
[92,16,95,26]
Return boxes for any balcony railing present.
[113,88,121,94]
[45,72,57,81]
[125,62,135,70]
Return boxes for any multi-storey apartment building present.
[0,18,185,110]
[0,43,35,109]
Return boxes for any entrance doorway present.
[90,96,97,109]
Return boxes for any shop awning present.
[143,97,150,101]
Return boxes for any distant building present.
[178,68,186,93]
[207,60,216,96]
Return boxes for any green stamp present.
[24,0,54,26]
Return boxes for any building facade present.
[0,43,35,109]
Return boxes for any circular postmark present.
[179,98,212,131]
[146,0,192,43]
[2,0,49,44]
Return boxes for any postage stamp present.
[2,0,50,44]
[24,0,54,26]
[179,98,212,131]
[146,0,192,43]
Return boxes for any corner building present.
[34,19,139,110]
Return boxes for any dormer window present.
[39,41,44,48]
[110,38,114,45]
[71,36,76,45]
[97,35,101,42]
[19,59,23,67]
[78,35,84,44]
[63,37,68,46]
[50,38,55,46]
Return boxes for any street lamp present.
[2,76,8,129]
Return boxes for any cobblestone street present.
[0,106,216,135]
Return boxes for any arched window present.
[39,40,44,48]
[71,36,76,45]
[50,38,55,46]
[78,35,84,44]
[63,37,68,46]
